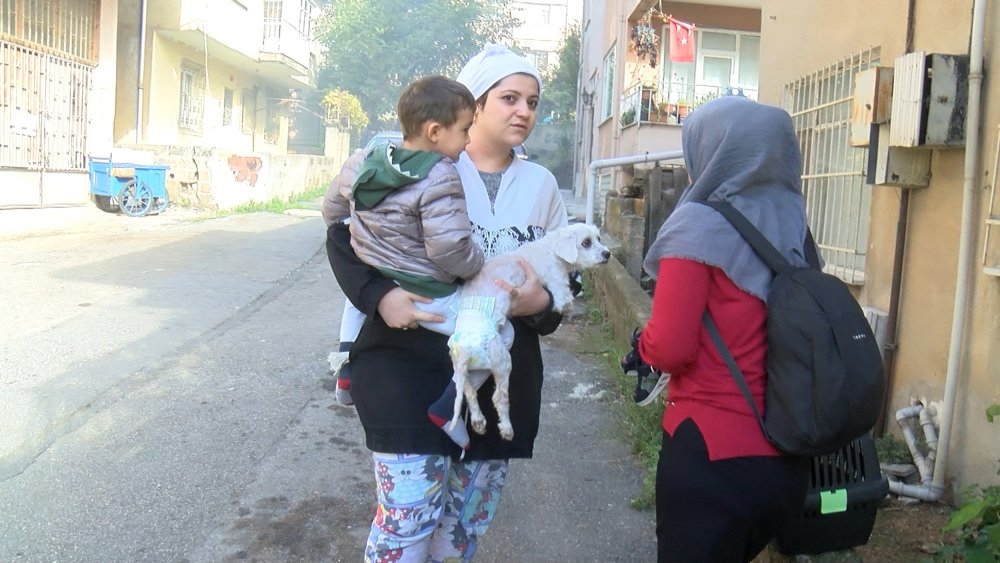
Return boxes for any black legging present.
[656,419,809,562]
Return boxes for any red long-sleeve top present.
[639,257,783,460]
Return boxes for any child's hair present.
[397,76,476,140]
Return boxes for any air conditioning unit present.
[889,51,969,148]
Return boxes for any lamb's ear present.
[554,230,579,263]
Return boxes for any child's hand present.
[495,259,550,317]
[377,287,444,330]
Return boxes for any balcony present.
[619,82,759,129]
[260,18,311,77]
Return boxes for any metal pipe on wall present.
[586,150,684,224]
[875,0,919,438]
[930,0,987,498]
[135,0,148,144]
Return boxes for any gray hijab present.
[642,96,811,300]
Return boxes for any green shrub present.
[935,405,1000,561]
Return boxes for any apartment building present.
[580,0,1000,496]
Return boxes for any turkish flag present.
[668,18,695,63]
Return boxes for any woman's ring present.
[402,326,409,331]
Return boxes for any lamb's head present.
[551,223,611,271]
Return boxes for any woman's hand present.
[377,287,445,330]
[495,259,552,317]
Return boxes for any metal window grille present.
[179,64,205,131]
[263,1,282,45]
[241,88,255,134]
[297,0,314,37]
[0,39,91,170]
[223,88,233,126]
[781,47,881,285]
[0,0,100,64]
[264,94,280,144]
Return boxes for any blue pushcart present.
[88,157,170,217]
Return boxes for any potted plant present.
[692,91,721,110]
[629,10,659,68]
[650,102,673,124]
[676,99,691,119]
[620,108,637,127]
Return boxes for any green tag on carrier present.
[819,489,848,514]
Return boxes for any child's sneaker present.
[620,328,668,406]
[635,372,669,406]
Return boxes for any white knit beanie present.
[456,44,543,99]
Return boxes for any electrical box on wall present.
[850,67,894,147]
[889,51,969,148]
[867,123,931,188]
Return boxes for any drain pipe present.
[929,0,987,501]
[891,0,987,503]
[895,405,934,485]
[586,150,684,224]
[889,404,941,501]
[135,0,148,144]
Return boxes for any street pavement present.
[0,207,655,562]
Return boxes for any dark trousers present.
[656,419,809,562]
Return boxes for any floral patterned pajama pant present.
[365,453,508,563]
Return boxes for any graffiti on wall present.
[227,155,262,186]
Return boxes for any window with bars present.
[781,47,881,285]
[525,49,550,75]
[223,88,234,126]
[179,64,206,132]
[241,88,255,133]
[297,0,314,37]
[264,94,280,144]
[0,0,100,64]
[263,0,282,44]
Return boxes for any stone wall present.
[603,195,647,280]
[134,145,344,211]
[589,255,652,347]
[599,165,687,284]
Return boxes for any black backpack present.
[699,201,884,457]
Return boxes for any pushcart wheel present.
[94,195,119,214]
[119,179,152,217]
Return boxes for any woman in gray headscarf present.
[638,96,810,562]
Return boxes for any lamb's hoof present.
[471,417,487,435]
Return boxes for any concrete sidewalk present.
[0,203,205,240]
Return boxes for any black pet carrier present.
[773,434,890,555]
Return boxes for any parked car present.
[363,131,404,151]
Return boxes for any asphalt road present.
[0,211,655,562]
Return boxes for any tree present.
[539,25,580,123]
[530,26,580,191]
[321,89,369,146]
[315,0,517,135]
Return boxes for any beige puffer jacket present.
[324,150,484,284]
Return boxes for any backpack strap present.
[804,228,821,269]
[702,310,772,442]
[699,201,793,274]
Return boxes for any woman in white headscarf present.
[326,45,568,562]
[638,96,811,561]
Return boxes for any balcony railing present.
[261,18,311,71]
[619,81,759,129]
